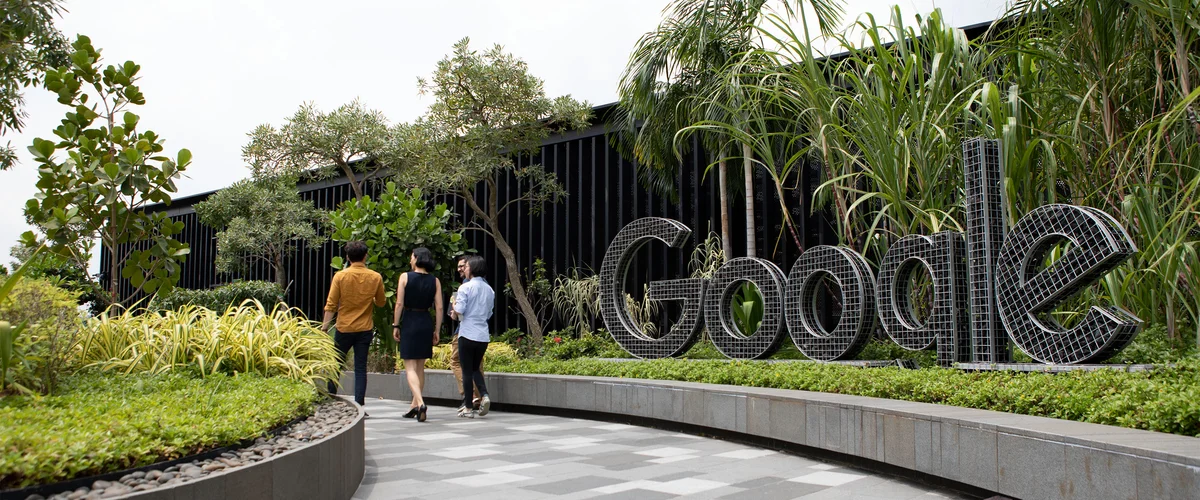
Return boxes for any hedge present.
[0,372,321,489]
[148,281,286,313]
[487,357,1200,437]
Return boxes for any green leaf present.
[177,149,192,167]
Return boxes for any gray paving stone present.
[355,399,973,500]
[591,491,675,500]
[720,479,826,499]
[525,476,626,494]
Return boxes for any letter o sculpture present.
[786,245,876,361]
[702,257,788,360]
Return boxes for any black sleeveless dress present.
[399,272,437,360]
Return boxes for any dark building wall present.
[102,109,835,335]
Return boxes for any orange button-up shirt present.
[324,262,386,333]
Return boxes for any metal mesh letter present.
[995,204,1141,364]
[785,246,876,361]
[703,257,787,360]
[599,218,705,358]
[877,232,970,366]
[963,138,1011,362]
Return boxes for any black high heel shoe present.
[417,404,428,422]
[402,407,419,419]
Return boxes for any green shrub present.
[7,238,109,316]
[497,327,540,358]
[422,341,521,370]
[0,372,321,489]
[683,335,725,359]
[682,333,811,360]
[856,337,937,367]
[327,183,470,359]
[490,357,1200,437]
[149,281,286,313]
[1109,324,1197,365]
[0,278,82,394]
[542,329,630,360]
[81,302,340,384]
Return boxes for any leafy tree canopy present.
[244,98,392,199]
[0,0,70,169]
[24,35,191,303]
[397,37,591,344]
[194,178,326,288]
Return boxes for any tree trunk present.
[493,232,543,343]
[274,252,288,290]
[742,142,757,258]
[461,186,545,345]
[773,181,804,253]
[1167,295,1177,340]
[108,238,120,304]
[338,160,363,199]
[717,152,733,262]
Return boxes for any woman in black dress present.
[392,247,443,422]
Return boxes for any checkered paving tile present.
[352,399,972,499]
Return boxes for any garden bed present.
[0,372,323,493]
[486,357,1200,436]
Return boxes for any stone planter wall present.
[351,370,1199,500]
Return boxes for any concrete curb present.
[350,370,1199,500]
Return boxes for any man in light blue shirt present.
[450,255,494,417]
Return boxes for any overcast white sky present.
[0,0,1007,269]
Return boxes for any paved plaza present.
[352,399,973,500]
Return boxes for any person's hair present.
[412,247,435,271]
[465,255,486,278]
[345,241,368,263]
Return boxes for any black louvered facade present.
[101,103,836,334]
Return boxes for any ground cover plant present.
[0,372,321,489]
[488,356,1200,437]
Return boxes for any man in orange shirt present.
[322,241,386,408]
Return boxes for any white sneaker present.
[478,395,491,416]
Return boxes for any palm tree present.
[614,0,844,259]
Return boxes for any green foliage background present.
[148,281,286,313]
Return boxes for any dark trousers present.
[458,337,489,408]
[329,329,374,406]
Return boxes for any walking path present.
[352,399,972,500]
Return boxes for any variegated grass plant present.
[78,300,341,384]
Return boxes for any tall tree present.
[0,0,69,170]
[615,0,843,259]
[243,98,391,199]
[25,36,192,304]
[193,178,326,289]
[398,38,591,345]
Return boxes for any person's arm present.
[374,274,386,307]
[452,283,469,320]
[322,310,335,331]
[321,274,341,331]
[433,278,443,346]
[392,274,407,341]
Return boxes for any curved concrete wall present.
[116,396,366,500]
[353,370,1199,500]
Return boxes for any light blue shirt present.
[453,277,494,343]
